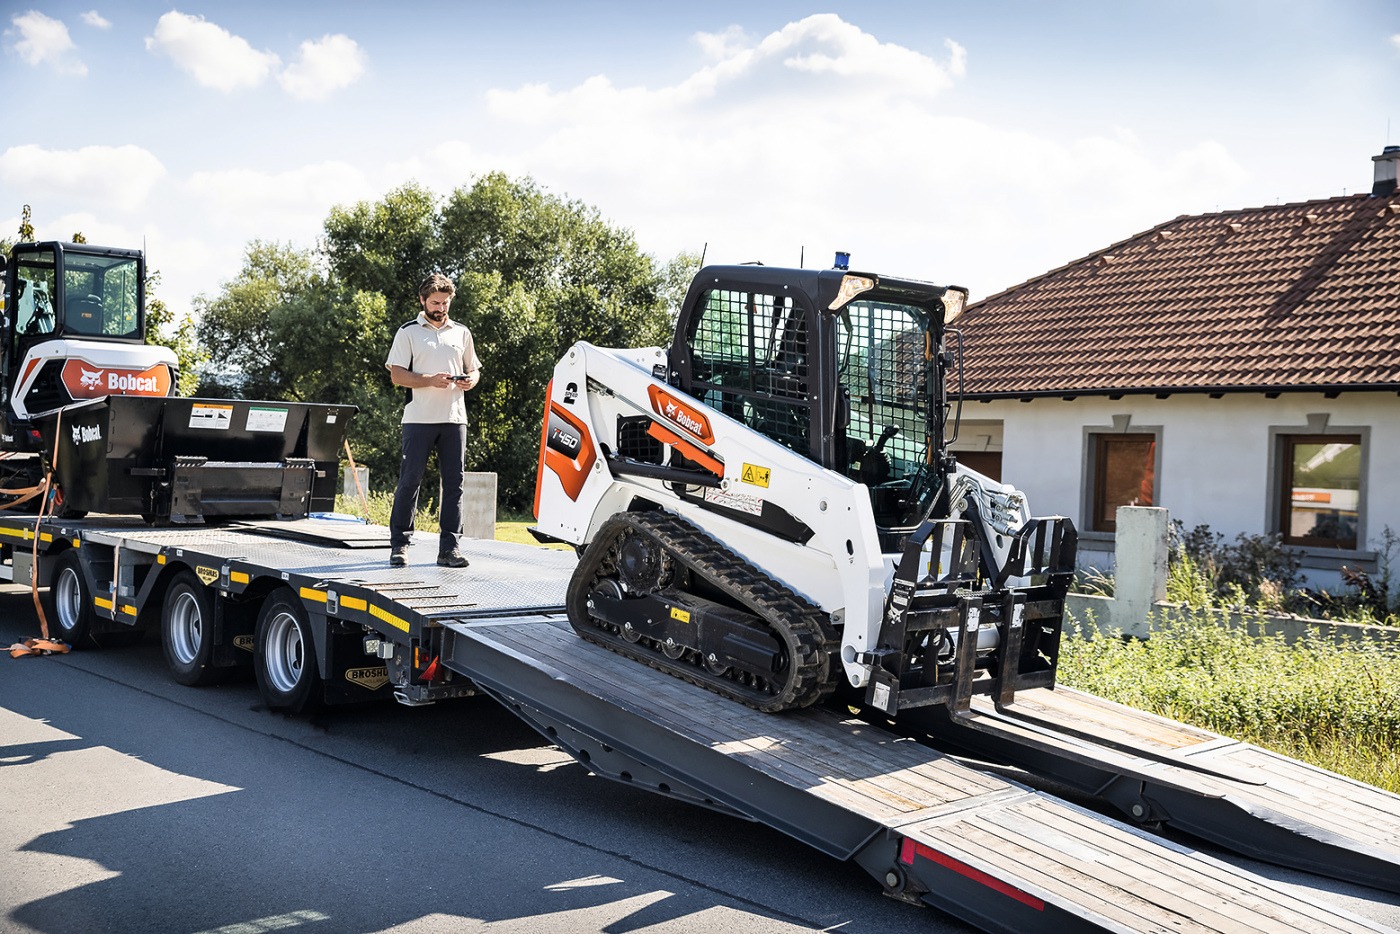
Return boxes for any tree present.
[197,174,678,512]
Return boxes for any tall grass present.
[1059,609,1400,792]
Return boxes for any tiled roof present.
[956,191,1400,397]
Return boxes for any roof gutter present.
[955,382,1400,402]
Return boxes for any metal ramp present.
[911,686,1400,895]
[441,614,1393,934]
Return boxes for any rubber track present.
[567,511,839,712]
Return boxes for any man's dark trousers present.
[390,422,467,554]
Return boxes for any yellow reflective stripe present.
[340,595,367,612]
[72,538,81,548]
[157,554,167,564]
[230,571,250,584]
[370,604,409,633]
[39,532,52,542]
[121,605,137,616]
[0,526,32,540]
[94,596,114,610]
[299,587,327,603]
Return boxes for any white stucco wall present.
[957,391,1400,588]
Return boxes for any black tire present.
[161,571,223,686]
[254,590,322,713]
[46,550,94,647]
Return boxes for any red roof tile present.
[957,192,1400,397]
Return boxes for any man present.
[384,273,481,568]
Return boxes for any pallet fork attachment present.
[863,515,1077,717]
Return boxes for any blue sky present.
[3,1,1399,318]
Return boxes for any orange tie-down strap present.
[645,421,724,479]
[9,638,70,659]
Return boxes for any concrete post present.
[342,466,370,500]
[1111,506,1170,637]
[461,472,498,540]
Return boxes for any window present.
[1277,434,1360,549]
[686,289,812,454]
[1090,433,1156,533]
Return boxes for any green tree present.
[198,174,679,512]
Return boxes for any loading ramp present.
[442,613,1394,934]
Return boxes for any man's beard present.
[425,310,447,323]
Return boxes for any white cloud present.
[81,11,111,30]
[1391,33,1400,52]
[486,13,965,126]
[145,11,279,92]
[469,14,1251,298]
[0,144,165,211]
[10,10,87,76]
[278,33,366,101]
[184,161,375,234]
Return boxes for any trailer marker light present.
[421,656,443,682]
[899,838,1044,910]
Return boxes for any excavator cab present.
[1,242,173,451]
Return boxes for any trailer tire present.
[46,550,94,648]
[161,572,223,686]
[254,591,321,714]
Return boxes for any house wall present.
[957,391,1400,590]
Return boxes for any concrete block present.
[462,472,497,540]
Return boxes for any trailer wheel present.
[161,572,223,686]
[254,591,321,713]
[46,551,94,647]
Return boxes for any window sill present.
[1289,545,1377,573]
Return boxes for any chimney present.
[1373,145,1400,197]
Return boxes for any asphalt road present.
[2,582,1398,934]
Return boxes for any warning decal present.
[741,463,771,488]
[702,486,764,516]
[189,404,234,430]
[246,406,289,433]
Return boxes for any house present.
[951,147,1400,587]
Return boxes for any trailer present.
[4,511,1397,934]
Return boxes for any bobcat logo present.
[79,367,104,390]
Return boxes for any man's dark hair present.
[418,273,456,300]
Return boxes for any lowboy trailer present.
[4,513,1397,934]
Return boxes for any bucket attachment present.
[41,396,356,521]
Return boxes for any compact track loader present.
[534,257,1075,715]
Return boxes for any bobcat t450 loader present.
[534,258,1075,716]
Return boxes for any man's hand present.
[387,366,455,389]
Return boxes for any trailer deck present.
[3,513,1397,933]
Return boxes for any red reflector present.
[899,838,1045,911]
[421,656,442,682]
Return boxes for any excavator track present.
[566,511,838,712]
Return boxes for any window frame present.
[1273,431,1364,550]
[1084,428,1161,535]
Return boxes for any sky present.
[3,1,1399,320]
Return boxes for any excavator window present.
[62,255,141,340]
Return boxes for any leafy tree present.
[198,174,679,512]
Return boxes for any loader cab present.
[672,263,967,546]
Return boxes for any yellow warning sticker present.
[195,565,218,585]
[741,463,771,488]
[670,607,691,624]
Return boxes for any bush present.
[1059,608,1400,791]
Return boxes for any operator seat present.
[67,293,104,333]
